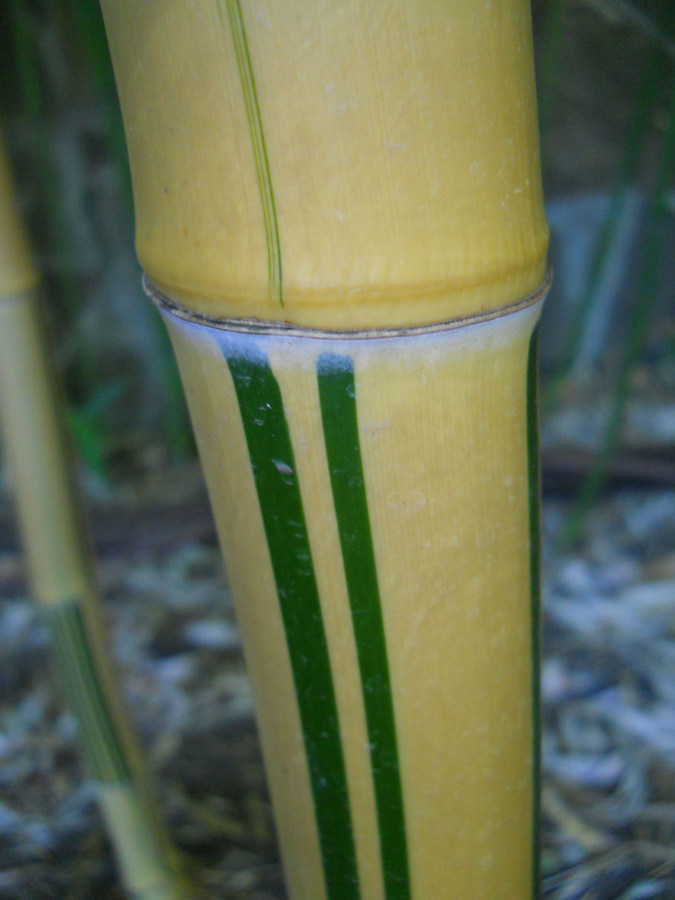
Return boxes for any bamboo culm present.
[101,2,550,897]
[0,135,191,900]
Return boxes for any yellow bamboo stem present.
[101,2,550,897]
[101,0,548,329]
[0,135,190,900]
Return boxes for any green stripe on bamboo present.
[317,352,411,900]
[47,601,131,783]
[225,345,360,900]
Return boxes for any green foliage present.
[66,378,128,478]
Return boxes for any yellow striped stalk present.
[101,2,550,898]
[0,136,189,900]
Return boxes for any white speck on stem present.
[272,459,293,477]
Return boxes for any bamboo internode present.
[102,0,548,329]
[160,300,543,900]
[102,2,549,897]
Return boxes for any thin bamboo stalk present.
[101,2,550,897]
[0,136,190,900]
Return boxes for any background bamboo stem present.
[0,136,191,900]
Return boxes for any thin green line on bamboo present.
[47,601,130,783]
[224,345,359,900]
[318,353,411,900]
[526,326,542,900]
[218,0,283,305]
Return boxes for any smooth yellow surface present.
[165,302,540,899]
[102,0,548,328]
[355,317,535,897]
[0,138,87,603]
[0,138,38,296]
[0,294,92,605]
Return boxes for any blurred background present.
[0,2,673,898]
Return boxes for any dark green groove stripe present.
[47,602,129,783]
[526,327,542,900]
[317,353,411,900]
[224,346,359,900]
[49,608,109,779]
[219,0,283,305]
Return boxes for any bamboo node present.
[143,269,552,341]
